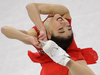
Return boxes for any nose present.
[60,18,65,24]
[60,21,68,27]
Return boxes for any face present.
[48,14,72,39]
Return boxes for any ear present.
[46,30,51,39]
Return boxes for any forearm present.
[26,3,70,31]
[26,3,45,31]
[1,26,42,47]
[1,26,29,41]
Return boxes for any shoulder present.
[27,27,37,37]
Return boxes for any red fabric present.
[28,51,69,75]
[32,27,46,55]
[28,16,98,75]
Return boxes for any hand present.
[38,30,47,41]
[28,36,42,48]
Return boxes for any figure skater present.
[1,3,98,75]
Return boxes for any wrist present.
[24,35,31,42]
[35,23,45,31]
[38,27,45,31]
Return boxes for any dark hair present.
[50,33,73,52]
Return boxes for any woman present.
[26,3,98,75]
[1,3,98,75]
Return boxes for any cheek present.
[51,21,60,30]
[49,20,61,36]
[64,29,72,37]
[49,24,57,35]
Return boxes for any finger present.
[39,37,47,41]
[36,42,42,48]
[38,34,44,38]
[39,35,46,40]
[38,35,44,40]
[43,37,47,41]
[40,37,47,41]
[34,40,40,46]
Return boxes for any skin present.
[1,3,95,75]
[26,3,72,41]
[45,14,72,39]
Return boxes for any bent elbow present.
[1,26,8,34]
[26,3,31,9]
[26,3,35,10]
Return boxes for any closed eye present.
[68,29,71,31]
[58,27,63,30]
[59,31,65,33]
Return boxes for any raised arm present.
[1,26,42,48]
[26,3,71,41]
[26,3,71,30]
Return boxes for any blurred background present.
[0,0,100,75]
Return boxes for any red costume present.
[28,16,98,75]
